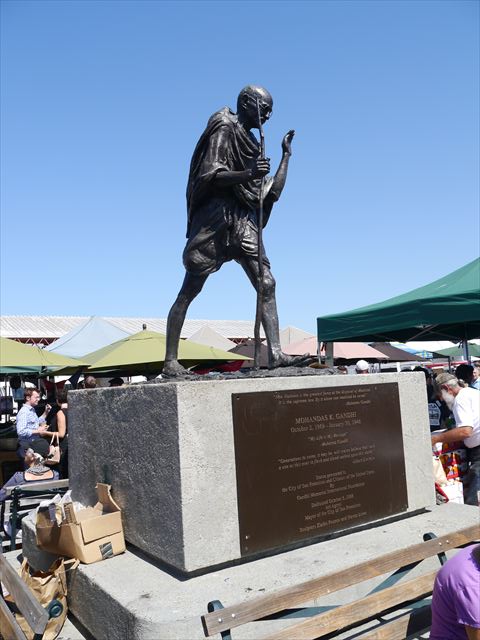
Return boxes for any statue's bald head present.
[237,85,273,112]
[237,85,273,128]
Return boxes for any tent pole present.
[325,342,334,367]
[463,325,470,362]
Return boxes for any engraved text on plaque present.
[232,384,408,555]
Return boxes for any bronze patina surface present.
[163,86,313,377]
[232,383,408,555]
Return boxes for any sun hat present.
[355,359,369,372]
[29,438,50,458]
[435,372,457,386]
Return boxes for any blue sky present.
[1,0,478,334]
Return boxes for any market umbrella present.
[369,343,425,362]
[186,325,237,351]
[279,326,315,349]
[0,337,88,373]
[436,342,480,359]
[229,339,270,368]
[84,330,248,376]
[317,258,480,343]
[45,316,131,357]
[284,337,389,361]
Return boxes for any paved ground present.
[58,615,93,640]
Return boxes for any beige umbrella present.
[283,337,389,360]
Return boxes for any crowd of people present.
[430,366,480,506]
[0,357,479,636]
[0,374,129,515]
[353,359,480,506]
[3,362,480,496]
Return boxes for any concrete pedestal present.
[68,372,434,573]
[21,504,480,640]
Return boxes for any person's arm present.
[431,426,473,446]
[268,130,295,202]
[38,403,51,423]
[55,410,67,439]
[214,159,270,187]
[15,408,29,439]
[202,124,270,188]
[30,419,48,436]
[466,626,480,639]
[0,472,22,502]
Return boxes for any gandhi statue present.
[163,85,309,376]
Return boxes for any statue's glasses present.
[245,95,272,119]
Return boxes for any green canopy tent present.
[83,330,248,376]
[0,337,88,374]
[436,342,480,359]
[317,259,480,353]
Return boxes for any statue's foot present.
[268,353,316,369]
[162,360,190,377]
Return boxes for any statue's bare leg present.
[163,272,208,376]
[238,257,313,368]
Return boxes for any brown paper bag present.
[14,558,77,640]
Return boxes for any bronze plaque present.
[232,383,408,555]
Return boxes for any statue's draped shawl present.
[186,107,273,237]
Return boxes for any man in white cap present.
[432,372,480,505]
[355,360,370,374]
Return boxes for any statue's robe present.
[183,108,275,277]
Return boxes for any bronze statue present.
[163,85,310,376]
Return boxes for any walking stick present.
[253,98,266,370]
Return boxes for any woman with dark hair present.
[47,388,69,478]
[455,364,476,388]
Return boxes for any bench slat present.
[356,604,432,639]
[202,525,479,637]
[0,555,48,635]
[6,479,69,496]
[263,570,436,640]
[0,595,26,640]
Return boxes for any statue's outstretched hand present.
[282,130,295,155]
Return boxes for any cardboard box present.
[36,483,125,564]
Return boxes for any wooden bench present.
[1,479,69,551]
[0,553,64,640]
[201,525,479,640]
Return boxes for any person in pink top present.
[430,544,480,639]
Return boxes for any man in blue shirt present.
[16,387,50,457]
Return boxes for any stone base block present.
[22,504,479,640]
[68,373,433,573]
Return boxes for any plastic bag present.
[433,456,448,485]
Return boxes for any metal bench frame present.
[1,479,69,551]
[201,525,479,640]
[0,553,64,640]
